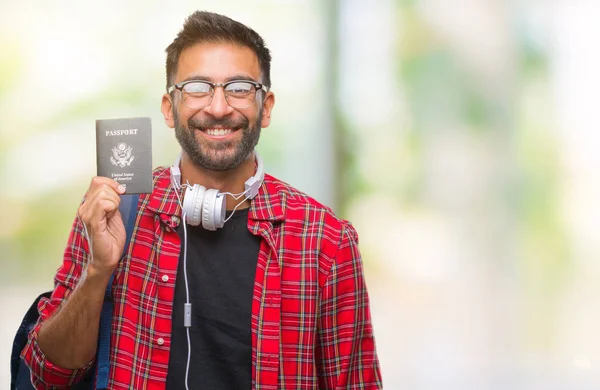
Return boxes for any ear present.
[260,91,275,128]
[161,93,175,129]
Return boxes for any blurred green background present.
[2,0,600,388]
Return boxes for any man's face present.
[163,42,274,171]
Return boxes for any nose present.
[203,86,235,118]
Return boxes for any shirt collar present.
[249,173,285,222]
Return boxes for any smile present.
[204,128,234,136]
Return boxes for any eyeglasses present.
[167,79,268,110]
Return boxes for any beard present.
[173,106,262,171]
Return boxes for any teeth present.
[205,128,233,136]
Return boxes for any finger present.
[82,186,121,214]
[89,176,126,195]
[78,178,125,231]
[86,198,121,232]
[85,186,122,208]
[79,189,121,227]
[80,187,121,218]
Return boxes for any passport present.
[96,117,153,194]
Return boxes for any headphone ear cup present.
[201,189,225,231]
[182,184,206,226]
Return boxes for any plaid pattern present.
[22,167,382,389]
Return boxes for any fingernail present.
[118,185,126,193]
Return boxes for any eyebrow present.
[180,74,258,84]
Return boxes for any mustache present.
[188,116,249,130]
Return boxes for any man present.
[22,11,382,389]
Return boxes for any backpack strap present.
[11,292,52,390]
[96,194,139,390]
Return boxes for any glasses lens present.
[182,82,212,109]
[225,82,256,108]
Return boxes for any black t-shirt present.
[165,208,260,390]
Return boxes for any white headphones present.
[169,152,264,230]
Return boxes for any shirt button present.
[162,274,169,282]
[171,215,181,226]
[157,338,164,346]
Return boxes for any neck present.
[179,152,256,210]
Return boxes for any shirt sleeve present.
[316,222,383,389]
[20,215,96,389]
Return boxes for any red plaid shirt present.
[22,168,382,389]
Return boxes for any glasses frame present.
[167,79,268,110]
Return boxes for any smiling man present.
[21,11,382,389]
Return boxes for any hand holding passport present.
[96,117,153,194]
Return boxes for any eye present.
[182,82,212,95]
[225,82,254,96]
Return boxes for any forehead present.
[175,42,261,83]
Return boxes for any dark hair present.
[165,11,272,91]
